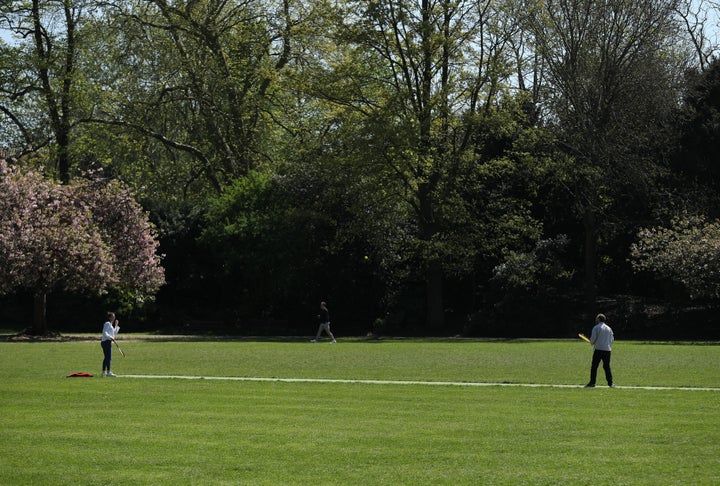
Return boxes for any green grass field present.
[1,337,718,485]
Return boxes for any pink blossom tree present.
[0,160,164,334]
[631,216,720,300]
[71,177,166,301]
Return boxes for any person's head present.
[320,301,327,310]
[595,313,606,324]
[107,311,115,322]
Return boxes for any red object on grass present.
[66,372,94,377]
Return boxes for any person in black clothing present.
[311,301,336,343]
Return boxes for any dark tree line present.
[2,0,720,338]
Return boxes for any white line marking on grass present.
[120,375,720,391]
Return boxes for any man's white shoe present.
[106,371,117,377]
[331,340,337,344]
[310,339,318,343]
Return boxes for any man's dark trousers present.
[589,350,613,386]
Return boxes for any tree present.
[674,0,720,71]
[0,0,99,182]
[632,57,720,303]
[675,57,720,195]
[304,0,527,329]
[199,171,319,319]
[199,167,385,330]
[72,175,166,303]
[0,159,164,334]
[78,0,297,194]
[524,0,686,311]
[631,216,720,300]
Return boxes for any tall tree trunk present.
[583,208,597,314]
[419,182,445,329]
[32,291,48,335]
[31,0,75,183]
[418,0,444,330]
[57,130,70,183]
[426,260,444,330]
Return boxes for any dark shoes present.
[584,383,595,388]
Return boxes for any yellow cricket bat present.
[578,333,591,343]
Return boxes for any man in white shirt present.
[101,312,120,377]
[585,313,615,388]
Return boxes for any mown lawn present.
[1,338,718,485]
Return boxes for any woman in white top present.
[100,312,120,377]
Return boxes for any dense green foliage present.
[2,1,720,336]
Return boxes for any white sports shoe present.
[310,339,318,343]
[106,371,117,377]
[331,340,337,344]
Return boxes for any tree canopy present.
[0,160,164,334]
[1,0,720,337]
